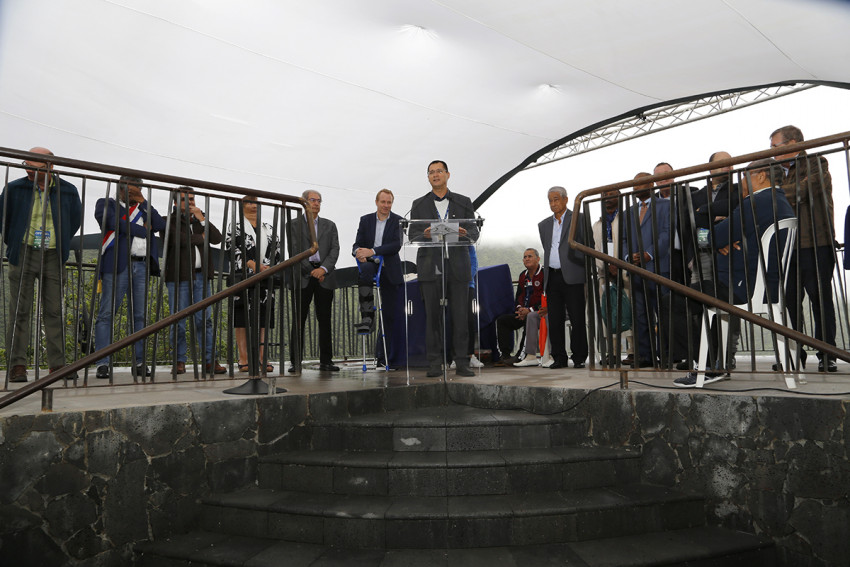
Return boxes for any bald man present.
[0,147,82,382]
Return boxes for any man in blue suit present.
[353,189,403,366]
[94,176,166,379]
[674,158,795,387]
[622,173,671,367]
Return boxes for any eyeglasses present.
[22,160,47,169]
[428,169,446,175]
[308,198,322,203]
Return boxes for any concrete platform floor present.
[2,355,849,418]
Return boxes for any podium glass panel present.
[401,218,482,382]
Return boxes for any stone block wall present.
[447,382,850,567]
[0,383,445,566]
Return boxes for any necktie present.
[639,201,648,224]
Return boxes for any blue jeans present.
[95,261,148,366]
[166,274,215,364]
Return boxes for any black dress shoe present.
[319,363,340,371]
[455,365,475,377]
[96,365,110,379]
[573,361,586,369]
[819,358,838,372]
[634,359,654,368]
[676,361,692,371]
[135,364,152,377]
[288,365,300,373]
[549,361,569,369]
[426,367,443,377]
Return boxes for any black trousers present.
[786,246,837,358]
[496,313,525,358]
[545,269,588,364]
[290,278,334,366]
[420,276,469,369]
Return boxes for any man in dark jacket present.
[164,188,225,375]
[93,175,166,379]
[408,160,479,377]
[770,125,837,372]
[352,188,403,367]
[0,147,81,382]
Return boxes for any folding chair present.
[695,217,798,388]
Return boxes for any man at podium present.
[408,160,479,377]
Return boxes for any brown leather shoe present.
[206,362,227,375]
[172,362,186,375]
[9,365,27,383]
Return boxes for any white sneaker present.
[539,354,554,368]
[470,355,484,368]
[512,356,540,367]
[449,361,456,369]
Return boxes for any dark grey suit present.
[538,209,588,365]
[287,214,340,366]
[408,190,478,370]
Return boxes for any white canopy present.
[1,0,848,237]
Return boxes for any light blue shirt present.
[374,214,387,248]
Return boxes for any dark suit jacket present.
[287,214,340,290]
[352,211,403,285]
[621,197,671,287]
[537,209,586,287]
[681,180,740,273]
[713,187,794,304]
[95,197,166,276]
[163,210,223,282]
[408,190,478,282]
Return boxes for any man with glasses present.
[409,160,479,377]
[0,147,82,382]
[494,248,545,367]
[288,190,340,372]
[770,125,837,372]
[93,176,166,379]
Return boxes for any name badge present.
[33,230,51,249]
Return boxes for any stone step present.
[136,526,775,566]
[258,446,642,496]
[306,406,587,452]
[198,484,706,549]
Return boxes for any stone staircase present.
[136,405,776,566]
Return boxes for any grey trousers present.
[7,247,66,369]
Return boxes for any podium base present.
[223,378,286,395]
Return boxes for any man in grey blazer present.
[287,190,340,372]
[408,160,479,377]
[538,186,588,369]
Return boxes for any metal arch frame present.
[526,84,815,169]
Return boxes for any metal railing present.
[570,131,850,386]
[0,147,323,409]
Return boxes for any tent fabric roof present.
[1,0,848,231]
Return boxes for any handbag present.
[600,283,631,332]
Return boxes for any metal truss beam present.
[526,83,815,169]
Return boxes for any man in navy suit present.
[352,188,403,366]
[537,186,588,369]
[622,173,671,367]
[94,176,166,379]
[674,158,795,387]
[408,160,479,377]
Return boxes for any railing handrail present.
[0,150,320,410]
[568,130,850,367]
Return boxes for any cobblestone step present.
[305,406,588,452]
[136,526,776,566]
[198,484,706,548]
[258,446,642,496]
